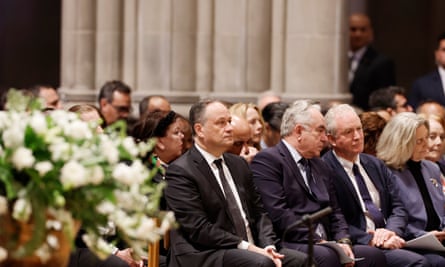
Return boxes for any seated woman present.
[376,112,445,266]
[359,111,387,156]
[420,114,445,194]
[130,110,184,267]
[131,110,184,173]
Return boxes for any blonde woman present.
[376,112,445,266]
[229,102,264,151]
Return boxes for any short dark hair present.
[261,102,289,132]
[368,86,406,110]
[189,99,224,136]
[139,95,168,116]
[131,110,179,141]
[28,84,55,97]
[98,80,131,103]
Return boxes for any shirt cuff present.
[237,240,250,250]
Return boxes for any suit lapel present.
[325,151,362,206]
[277,142,314,198]
[431,70,445,103]
[360,156,384,195]
[191,147,226,202]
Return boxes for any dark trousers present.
[222,247,308,267]
[407,249,445,267]
[382,248,429,267]
[283,243,387,267]
[68,248,129,267]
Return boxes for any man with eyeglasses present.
[368,86,413,121]
[98,80,132,126]
[251,100,386,267]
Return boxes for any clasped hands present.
[247,244,284,267]
[368,228,405,249]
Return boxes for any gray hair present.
[281,100,321,137]
[376,112,429,170]
[324,104,358,137]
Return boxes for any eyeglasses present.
[111,105,132,113]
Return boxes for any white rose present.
[60,161,87,189]
[112,163,133,185]
[49,140,70,161]
[129,160,149,184]
[35,161,53,176]
[122,137,139,157]
[12,198,32,222]
[100,137,119,164]
[96,201,115,215]
[64,120,92,140]
[30,113,47,134]
[0,196,8,215]
[2,125,24,148]
[0,246,7,262]
[11,147,35,170]
[89,166,104,185]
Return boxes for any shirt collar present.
[349,46,367,61]
[282,139,304,164]
[333,150,361,172]
[194,143,222,167]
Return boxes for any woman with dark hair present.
[132,110,184,168]
[131,110,184,267]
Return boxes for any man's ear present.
[99,98,108,109]
[194,123,204,138]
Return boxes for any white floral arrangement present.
[0,90,174,263]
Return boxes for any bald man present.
[349,13,396,110]
[227,115,258,163]
[139,95,171,117]
[416,100,445,120]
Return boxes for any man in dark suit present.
[322,104,429,267]
[409,32,445,109]
[349,14,396,110]
[164,99,307,267]
[251,100,386,267]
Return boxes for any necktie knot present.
[214,159,223,169]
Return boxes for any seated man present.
[165,99,307,267]
[226,115,258,163]
[251,100,386,267]
[322,104,429,267]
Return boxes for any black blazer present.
[164,146,277,267]
[350,46,396,110]
[322,151,407,245]
[409,69,445,109]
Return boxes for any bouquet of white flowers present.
[0,90,174,265]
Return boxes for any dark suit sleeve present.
[236,158,277,247]
[250,151,302,239]
[165,163,241,249]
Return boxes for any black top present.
[407,159,440,231]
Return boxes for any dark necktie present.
[299,158,318,199]
[352,164,385,228]
[214,159,248,240]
